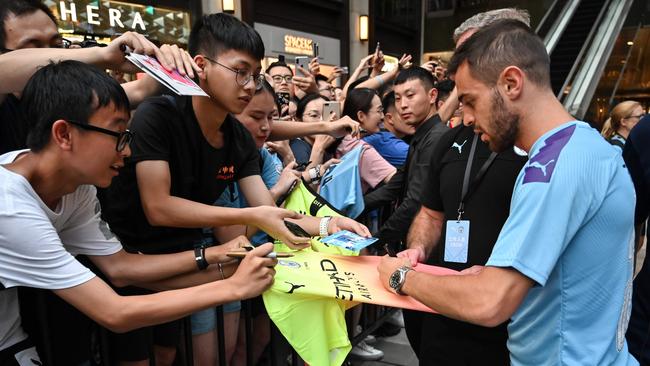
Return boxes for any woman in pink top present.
[339,88,396,192]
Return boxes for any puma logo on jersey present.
[523,124,575,184]
[285,281,305,294]
[452,140,467,154]
[528,159,555,176]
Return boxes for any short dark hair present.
[21,61,130,151]
[0,0,57,50]
[296,93,327,120]
[255,79,279,111]
[315,74,328,83]
[342,88,377,119]
[382,91,396,113]
[435,79,455,104]
[394,67,435,91]
[266,60,292,75]
[448,19,550,88]
[188,13,264,60]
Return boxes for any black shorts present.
[109,286,181,362]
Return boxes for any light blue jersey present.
[320,146,365,219]
[486,122,638,366]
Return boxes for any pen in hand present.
[226,251,294,259]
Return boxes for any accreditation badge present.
[445,220,470,263]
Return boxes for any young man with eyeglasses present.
[0,60,279,366]
[100,13,369,366]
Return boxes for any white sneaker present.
[350,340,384,361]
[354,325,376,344]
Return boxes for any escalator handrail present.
[536,0,568,38]
[544,0,582,55]
[557,0,612,100]
[563,0,636,117]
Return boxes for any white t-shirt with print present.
[0,150,122,355]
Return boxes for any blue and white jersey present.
[320,146,365,219]
[486,121,638,365]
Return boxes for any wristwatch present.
[389,266,413,295]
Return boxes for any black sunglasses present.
[66,120,133,152]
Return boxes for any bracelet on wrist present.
[194,247,209,271]
[217,263,225,280]
[319,216,332,237]
[375,75,384,87]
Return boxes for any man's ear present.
[194,55,208,80]
[500,66,524,100]
[384,112,394,127]
[429,87,438,106]
[51,120,73,151]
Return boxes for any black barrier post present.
[182,317,194,365]
[216,305,227,366]
[243,300,254,366]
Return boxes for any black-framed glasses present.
[627,114,646,120]
[0,38,71,53]
[203,56,264,91]
[271,75,293,84]
[67,120,133,152]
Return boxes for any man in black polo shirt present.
[101,13,367,366]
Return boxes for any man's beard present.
[486,89,520,153]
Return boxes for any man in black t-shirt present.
[101,13,368,366]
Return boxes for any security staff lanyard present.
[457,134,498,221]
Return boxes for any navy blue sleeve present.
[623,117,650,225]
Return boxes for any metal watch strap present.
[395,266,412,295]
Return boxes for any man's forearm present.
[268,121,332,141]
[407,208,444,259]
[363,169,404,210]
[378,198,420,243]
[121,76,163,107]
[143,194,259,229]
[401,267,531,327]
[137,261,238,292]
[0,48,107,94]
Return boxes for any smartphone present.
[285,220,311,238]
[322,101,341,120]
[375,42,381,56]
[340,66,349,75]
[295,161,311,172]
[295,56,309,76]
[277,92,290,107]
[312,42,319,58]
[275,179,299,206]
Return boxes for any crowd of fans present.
[0,1,649,366]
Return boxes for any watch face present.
[389,270,402,290]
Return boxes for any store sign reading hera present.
[47,1,191,44]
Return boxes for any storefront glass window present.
[48,0,191,45]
